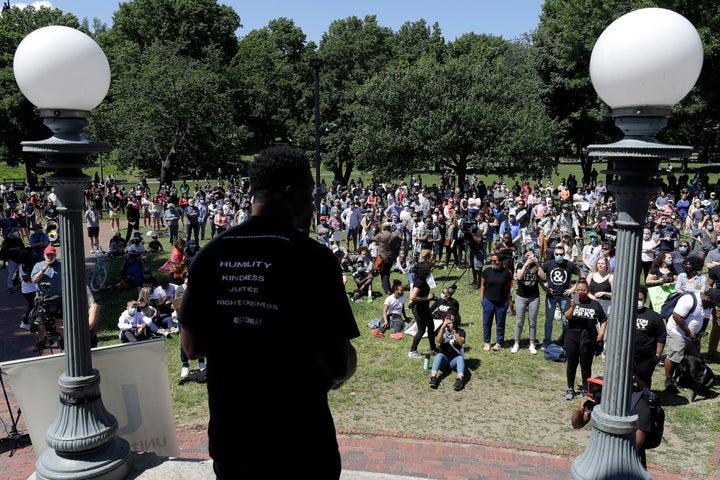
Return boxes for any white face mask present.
[638,300,644,310]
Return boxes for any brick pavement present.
[0,225,718,479]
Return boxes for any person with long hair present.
[645,252,678,288]
[158,238,187,284]
[562,278,607,400]
[408,261,437,358]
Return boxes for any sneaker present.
[389,332,403,340]
[565,389,575,401]
[529,344,538,355]
[198,362,207,372]
[429,349,439,355]
[483,343,491,351]
[453,377,464,391]
[408,350,423,359]
[511,344,520,354]
[372,329,385,338]
[19,322,30,331]
[665,377,678,393]
[429,376,439,389]
[169,327,179,334]
[181,367,190,378]
[367,297,373,303]
[157,329,168,337]
[540,340,550,351]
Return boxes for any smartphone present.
[572,292,579,303]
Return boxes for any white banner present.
[1,339,179,457]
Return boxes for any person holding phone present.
[562,278,607,401]
[428,311,466,391]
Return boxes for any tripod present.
[0,367,31,456]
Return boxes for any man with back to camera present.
[181,147,359,479]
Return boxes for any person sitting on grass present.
[118,299,173,342]
[428,311,466,391]
[147,233,164,254]
[349,264,374,303]
[373,279,409,339]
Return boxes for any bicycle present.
[89,250,108,292]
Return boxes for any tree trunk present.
[159,149,174,186]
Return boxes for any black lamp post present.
[310,57,323,224]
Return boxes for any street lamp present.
[310,57,323,224]
[571,8,703,479]
[14,26,131,479]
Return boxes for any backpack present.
[631,387,664,449]
[659,291,697,321]
[674,354,717,402]
[543,342,567,362]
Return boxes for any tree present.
[353,34,560,187]
[311,15,395,186]
[94,42,245,185]
[230,17,316,146]
[105,0,240,63]
[0,5,81,184]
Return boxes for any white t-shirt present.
[666,292,709,339]
[384,293,406,317]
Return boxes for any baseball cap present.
[44,246,57,255]
[588,232,598,238]
[705,287,720,305]
[319,216,327,221]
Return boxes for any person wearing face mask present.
[641,228,659,281]
[581,231,603,276]
[692,216,716,261]
[657,217,679,253]
[316,215,331,248]
[117,300,151,343]
[663,287,720,393]
[562,278,607,400]
[674,256,707,294]
[634,286,666,389]
[671,240,702,276]
[480,254,513,351]
[538,245,585,351]
[431,285,461,326]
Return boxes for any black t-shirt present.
[481,267,512,302]
[634,307,667,358]
[434,325,466,360]
[515,262,540,298]
[182,216,360,472]
[565,298,607,331]
[430,297,460,320]
[541,259,581,297]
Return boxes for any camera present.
[28,283,62,335]
[583,376,604,413]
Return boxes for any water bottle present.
[423,355,430,370]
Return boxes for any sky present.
[15,0,545,44]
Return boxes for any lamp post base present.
[35,437,131,480]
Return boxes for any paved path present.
[0,224,717,479]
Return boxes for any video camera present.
[28,282,62,335]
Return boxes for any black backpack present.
[659,291,696,322]
[674,355,717,402]
[631,387,664,449]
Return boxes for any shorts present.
[87,226,100,238]
[346,226,359,238]
[109,210,118,218]
[152,211,161,218]
[665,331,700,364]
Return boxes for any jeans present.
[179,322,205,368]
[431,352,465,376]
[6,259,18,290]
[544,294,569,345]
[514,295,540,343]
[482,297,509,345]
[186,222,200,245]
